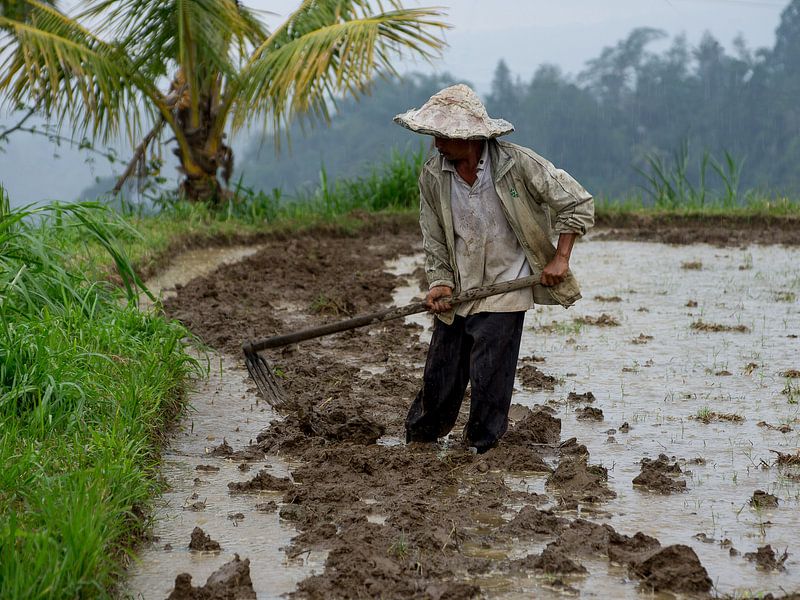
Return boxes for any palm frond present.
[0,1,160,143]
[77,0,268,83]
[231,1,447,133]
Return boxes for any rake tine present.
[244,349,286,407]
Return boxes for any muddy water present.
[536,242,800,594]
[518,241,799,597]
[127,240,799,599]
[124,249,321,599]
[389,243,800,598]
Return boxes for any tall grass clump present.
[0,186,197,598]
[636,140,745,209]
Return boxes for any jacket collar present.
[488,139,515,181]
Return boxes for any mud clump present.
[227,469,293,493]
[517,364,558,390]
[188,527,221,552]
[502,506,567,538]
[694,411,744,424]
[607,531,662,565]
[258,406,385,451]
[511,547,588,575]
[502,409,561,447]
[209,439,233,457]
[549,519,616,555]
[691,319,750,333]
[758,420,793,433]
[630,544,712,594]
[575,406,603,421]
[632,454,687,494]
[575,313,620,327]
[745,545,788,571]
[167,554,256,600]
[255,501,277,512]
[566,391,595,403]
[750,489,779,508]
[546,456,616,503]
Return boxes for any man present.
[393,84,594,454]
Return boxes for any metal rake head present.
[243,348,286,407]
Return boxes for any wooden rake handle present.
[242,274,540,354]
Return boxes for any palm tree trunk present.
[173,79,233,204]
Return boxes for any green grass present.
[0,190,198,598]
[595,194,800,219]
[59,148,424,280]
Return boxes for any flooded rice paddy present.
[125,235,799,599]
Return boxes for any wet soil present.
[593,213,800,246]
[133,219,800,599]
[161,225,703,598]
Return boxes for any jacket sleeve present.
[418,172,455,290]
[521,150,595,235]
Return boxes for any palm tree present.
[0,0,446,202]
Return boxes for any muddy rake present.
[243,274,540,407]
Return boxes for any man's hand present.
[540,255,569,287]
[425,285,453,313]
[540,233,577,287]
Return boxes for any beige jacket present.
[419,139,595,324]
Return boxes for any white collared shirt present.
[443,143,533,316]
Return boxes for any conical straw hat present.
[393,84,514,139]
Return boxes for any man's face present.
[434,137,473,161]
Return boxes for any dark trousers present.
[405,311,525,452]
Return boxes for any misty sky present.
[0,0,786,204]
